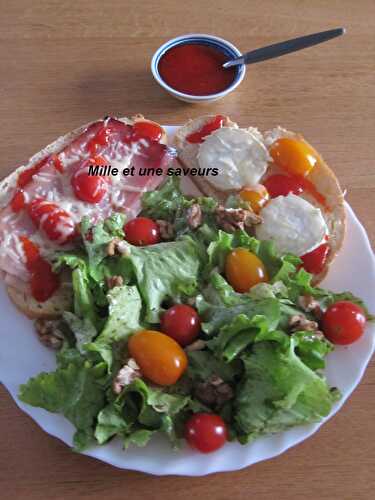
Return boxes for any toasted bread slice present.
[174,116,346,284]
[1,115,167,318]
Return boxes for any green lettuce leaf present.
[87,285,143,367]
[95,379,189,448]
[118,236,204,322]
[80,213,126,282]
[19,352,108,451]
[234,339,339,442]
[197,272,281,335]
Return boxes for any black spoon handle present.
[223,28,345,68]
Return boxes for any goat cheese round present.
[197,127,270,190]
[255,194,328,256]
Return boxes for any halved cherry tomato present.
[263,174,304,198]
[185,413,228,453]
[30,258,60,302]
[225,248,268,293]
[270,138,318,177]
[128,330,187,385]
[10,190,26,212]
[71,169,108,203]
[19,236,60,301]
[301,243,330,275]
[322,301,366,345]
[124,217,160,246]
[239,185,270,213]
[133,121,163,142]
[161,304,201,347]
[28,199,76,244]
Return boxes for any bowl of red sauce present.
[151,34,246,103]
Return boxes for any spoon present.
[223,28,345,68]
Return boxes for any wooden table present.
[1,1,374,498]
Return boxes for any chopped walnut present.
[107,238,130,256]
[113,358,141,394]
[289,314,320,333]
[185,339,206,352]
[156,219,174,240]
[186,204,202,229]
[194,375,234,408]
[106,275,124,289]
[34,319,65,350]
[298,295,323,319]
[215,206,262,233]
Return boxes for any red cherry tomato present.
[301,243,330,275]
[263,174,304,198]
[28,199,76,244]
[132,121,163,142]
[161,304,201,347]
[124,217,160,246]
[322,301,366,345]
[185,413,228,453]
[71,169,108,204]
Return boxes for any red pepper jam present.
[158,43,237,96]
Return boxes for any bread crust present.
[174,116,346,284]
[1,115,167,318]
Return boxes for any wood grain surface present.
[0,1,374,499]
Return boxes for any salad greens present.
[19,178,371,452]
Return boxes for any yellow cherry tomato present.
[270,137,318,177]
[128,330,187,386]
[225,248,268,293]
[239,185,270,214]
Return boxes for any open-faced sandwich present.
[0,116,372,455]
[0,115,172,319]
[174,114,346,284]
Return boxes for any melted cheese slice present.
[256,194,328,256]
[197,127,270,190]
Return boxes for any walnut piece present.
[185,339,206,352]
[289,314,320,333]
[298,295,323,319]
[34,319,65,350]
[107,238,130,256]
[194,375,234,408]
[215,206,262,233]
[156,219,175,240]
[186,204,202,229]
[106,275,124,289]
[113,358,141,394]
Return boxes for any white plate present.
[0,126,374,476]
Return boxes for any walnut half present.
[215,206,262,233]
[34,319,65,350]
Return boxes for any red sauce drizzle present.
[186,115,226,144]
[158,44,237,96]
[301,243,330,275]
[17,156,50,188]
[19,236,60,302]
